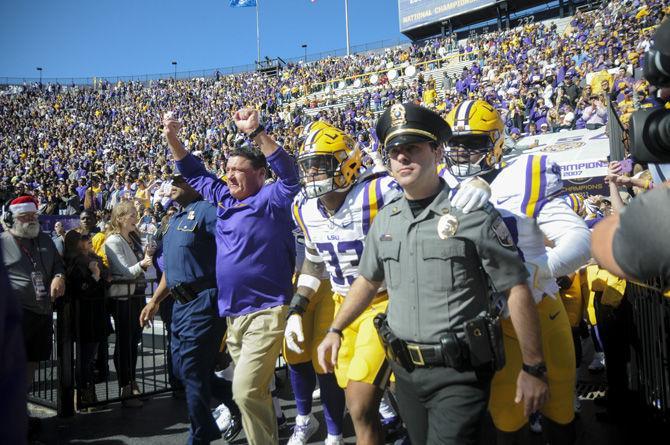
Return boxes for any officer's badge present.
[390,103,407,127]
[492,216,514,247]
[187,211,195,220]
[437,214,459,240]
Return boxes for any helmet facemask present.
[298,152,353,198]
[445,133,497,178]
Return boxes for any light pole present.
[301,44,307,63]
[36,67,43,85]
[171,61,177,80]
[344,0,350,56]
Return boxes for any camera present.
[628,19,670,164]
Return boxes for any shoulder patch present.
[491,215,514,247]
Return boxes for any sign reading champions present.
[398,0,498,32]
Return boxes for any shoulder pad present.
[357,171,389,185]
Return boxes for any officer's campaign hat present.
[375,102,452,149]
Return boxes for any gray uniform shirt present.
[358,183,528,343]
[1,231,64,315]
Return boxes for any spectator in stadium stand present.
[582,95,608,129]
[52,221,66,256]
[163,108,300,445]
[0,196,65,437]
[0,0,667,207]
[77,209,100,237]
[103,201,154,408]
[63,230,111,409]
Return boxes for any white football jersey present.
[489,154,568,303]
[293,173,401,296]
[442,154,582,304]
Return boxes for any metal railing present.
[607,97,629,161]
[28,278,172,415]
[29,276,289,416]
[628,278,670,421]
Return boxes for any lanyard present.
[13,236,41,272]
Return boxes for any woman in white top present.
[104,201,153,407]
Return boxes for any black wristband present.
[248,124,264,139]
[326,327,344,339]
[288,293,310,318]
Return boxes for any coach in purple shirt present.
[163,107,300,445]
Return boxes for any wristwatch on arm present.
[522,362,547,379]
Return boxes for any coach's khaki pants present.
[227,305,287,445]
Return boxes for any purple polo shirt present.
[176,149,300,317]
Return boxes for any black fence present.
[628,278,670,421]
[28,278,172,415]
[607,97,628,161]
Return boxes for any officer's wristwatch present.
[522,362,547,379]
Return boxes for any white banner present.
[505,127,610,180]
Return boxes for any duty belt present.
[405,342,449,367]
[170,278,217,304]
[374,313,469,372]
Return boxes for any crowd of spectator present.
[0,0,666,226]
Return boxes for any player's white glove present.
[451,177,491,213]
[285,314,305,354]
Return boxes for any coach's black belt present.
[170,279,217,304]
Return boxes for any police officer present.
[318,104,549,445]
[139,175,241,445]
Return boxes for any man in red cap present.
[0,195,65,434]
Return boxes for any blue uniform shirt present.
[162,200,218,288]
[176,149,300,317]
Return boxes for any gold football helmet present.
[298,126,362,198]
[444,100,505,177]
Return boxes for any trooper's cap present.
[375,102,452,149]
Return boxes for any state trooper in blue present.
[140,175,241,445]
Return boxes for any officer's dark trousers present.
[158,298,183,391]
[389,361,491,445]
[171,288,231,445]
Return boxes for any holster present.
[439,332,467,371]
[464,314,505,372]
[374,313,415,372]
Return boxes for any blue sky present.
[0,0,405,80]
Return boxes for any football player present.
[286,121,491,444]
[443,100,591,445]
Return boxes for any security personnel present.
[139,175,241,445]
[318,103,549,445]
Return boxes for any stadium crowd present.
[1,0,669,444]
[1,1,666,215]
